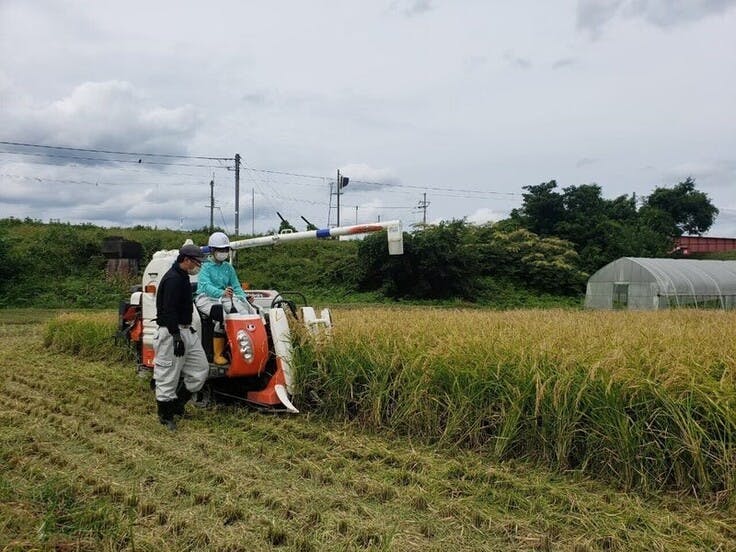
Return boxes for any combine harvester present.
[119,221,403,413]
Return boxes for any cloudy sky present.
[1,0,735,236]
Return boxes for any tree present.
[643,177,719,236]
[471,227,587,294]
[357,220,481,300]
[504,177,719,272]
[509,180,565,236]
[357,220,587,299]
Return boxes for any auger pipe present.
[228,220,404,255]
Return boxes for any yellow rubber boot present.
[213,337,228,365]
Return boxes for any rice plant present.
[40,307,736,497]
[293,308,736,498]
[2,310,735,549]
[43,311,133,362]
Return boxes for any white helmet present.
[208,231,230,249]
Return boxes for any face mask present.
[214,251,229,262]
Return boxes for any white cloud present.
[624,0,736,27]
[2,81,200,156]
[338,163,400,191]
[503,51,533,69]
[389,0,434,17]
[577,0,625,36]
[660,160,735,183]
[467,208,507,226]
[577,0,736,35]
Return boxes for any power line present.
[241,166,326,181]
[0,140,232,161]
[350,178,520,197]
[0,149,232,169]
[241,165,520,197]
[1,140,519,197]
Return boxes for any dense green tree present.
[356,224,418,298]
[357,220,480,300]
[643,177,719,236]
[509,180,565,236]
[357,220,586,299]
[506,177,718,272]
[470,226,587,294]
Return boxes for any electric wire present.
[1,144,519,198]
[0,140,232,161]
[0,149,232,170]
[1,139,521,231]
[0,172,211,188]
[350,178,520,197]
[242,166,520,197]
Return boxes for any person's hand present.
[223,286,234,298]
[173,334,185,357]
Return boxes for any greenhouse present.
[584,257,736,310]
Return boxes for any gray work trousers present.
[153,325,209,401]
[195,295,255,334]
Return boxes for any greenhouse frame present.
[584,257,736,310]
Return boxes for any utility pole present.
[354,205,358,224]
[251,188,255,235]
[209,176,215,232]
[336,169,349,227]
[234,153,241,237]
[336,169,341,227]
[417,192,430,226]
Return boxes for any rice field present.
[4,307,736,550]
[294,308,736,498]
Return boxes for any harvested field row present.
[2,311,736,550]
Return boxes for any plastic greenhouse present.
[584,257,736,310]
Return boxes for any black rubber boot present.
[157,400,177,431]
[173,385,193,418]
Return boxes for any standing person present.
[154,243,209,431]
[195,231,255,365]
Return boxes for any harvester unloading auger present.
[119,221,403,413]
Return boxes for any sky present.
[1,0,735,237]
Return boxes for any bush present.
[0,218,581,308]
[357,221,586,300]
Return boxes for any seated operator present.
[195,231,255,364]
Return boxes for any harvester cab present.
[119,220,402,413]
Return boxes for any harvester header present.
[227,220,403,255]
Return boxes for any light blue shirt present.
[196,259,247,299]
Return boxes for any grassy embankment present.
[1,308,735,550]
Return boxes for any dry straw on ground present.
[3,307,734,550]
